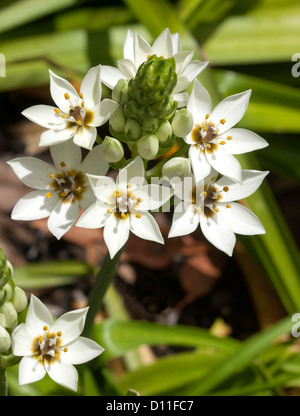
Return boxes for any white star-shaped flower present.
[76,156,171,259]
[185,80,268,183]
[169,169,268,256]
[8,140,109,239]
[12,295,104,392]
[22,65,118,150]
[101,28,208,107]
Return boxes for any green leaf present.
[13,260,92,289]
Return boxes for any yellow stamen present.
[49,173,55,179]
[211,177,216,182]
[115,191,120,198]
[226,204,231,208]
[223,186,229,192]
[107,208,112,213]
[57,331,62,337]
[147,54,151,59]
[60,162,66,167]
[214,208,219,212]
[81,101,85,108]
[64,92,70,100]
[219,141,226,145]
[127,183,132,189]
[54,108,60,115]
[121,213,127,219]
[38,356,43,361]
[61,114,67,119]
[77,187,83,193]
[46,192,52,198]
[137,198,143,203]
[220,119,226,125]
[136,214,142,219]
[227,136,232,140]
[201,191,207,197]
[76,120,82,125]
[38,336,43,343]
[43,326,48,331]
[205,113,209,119]
[70,169,76,176]
[64,348,68,352]
[206,143,211,148]
[79,92,84,99]
[60,192,67,197]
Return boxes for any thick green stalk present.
[0,367,7,396]
[83,248,123,338]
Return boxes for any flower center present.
[48,162,87,203]
[191,115,228,152]
[107,186,143,220]
[54,92,94,127]
[32,327,68,364]
[191,179,230,218]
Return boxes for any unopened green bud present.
[171,109,194,137]
[109,106,126,133]
[125,118,142,141]
[142,117,160,134]
[11,287,28,313]
[0,301,17,328]
[0,313,5,327]
[0,325,11,353]
[3,280,15,302]
[112,78,129,105]
[156,120,172,143]
[102,136,124,163]
[162,157,191,181]
[137,135,159,160]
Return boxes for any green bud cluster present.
[0,249,27,353]
[109,55,182,161]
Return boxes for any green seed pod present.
[156,120,172,144]
[125,118,142,141]
[0,301,18,329]
[11,287,28,313]
[172,108,194,138]
[102,136,124,163]
[137,135,159,160]
[109,106,126,133]
[0,325,11,353]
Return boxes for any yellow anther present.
[121,213,127,219]
[77,187,83,193]
[64,92,70,100]
[61,114,67,119]
[60,192,67,197]
[43,326,48,331]
[211,177,216,182]
[205,113,209,119]
[223,186,229,192]
[115,191,120,198]
[204,125,208,131]
[127,183,132,189]
[57,331,62,337]
[206,143,211,148]
[137,198,143,203]
[38,356,43,361]
[220,119,226,125]
[60,162,66,167]
[201,191,207,197]
[64,348,68,352]
[70,169,76,176]
[38,336,43,343]
[54,108,60,115]
[227,136,232,140]
[136,214,142,219]
[81,101,85,107]
[214,208,219,212]
[107,208,112,213]
[219,141,226,145]
[226,204,231,208]
[80,92,84,99]
[49,173,55,179]
[46,192,52,198]
[76,120,82,125]
[147,54,151,59]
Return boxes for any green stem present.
[83,248,123,338]
[0,367,7,396]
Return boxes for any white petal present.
[123,29,135,61]
[7,157,53,189]
[218,128,268,155]
[50,140,82,171]
[174,92,189,108]
[137,184,172,211]
[189,145,211,182]
[22,105,65,129]
[72,126,97,150]
[18,356,46,386]
[11,190,58,221]
[171,32,180,53]
[199,213,236,256]
[47,200,79,239]
[78,185,97,211]
[174,60,209,93]
[100,65,123,89]
[210,90,252,135]
[134,32,152,68]
[187,79,212,121]
[87,175,116,203]
[216,170,269,202]
[174,51,194,76]
[152,28,173,58]
[117,156,145,188]
[39,125,77,147]
[80,65,102,109]
[60,337,104,365]
[51,307,88,345]
[25,295,53,335]
[103,214,130,259]
[220,202,265,235]
[206,147,242,183]
[12,324,35,356]
[168,202,199,238]
[88,99,118,127]
[129,211,164,244]
[46,361,78,392]
[79,144,109,176]
[76,201,109,229]
[49,70,80,113]
[118,59,137,80]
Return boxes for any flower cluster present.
[9,27,268,259]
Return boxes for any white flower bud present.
[109,106,126,133]
[0,313,5,327]
[156,120,172,143]
[0,301,18,328]
[112,78,129,105]
[137,135,159,160]
[162,157,191,181]
[3,280,15,301]
[171,109,193,138]
[0,325,11,353]
[11,287,28,313]
[125,118,142,141]
[101,136,124,163]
